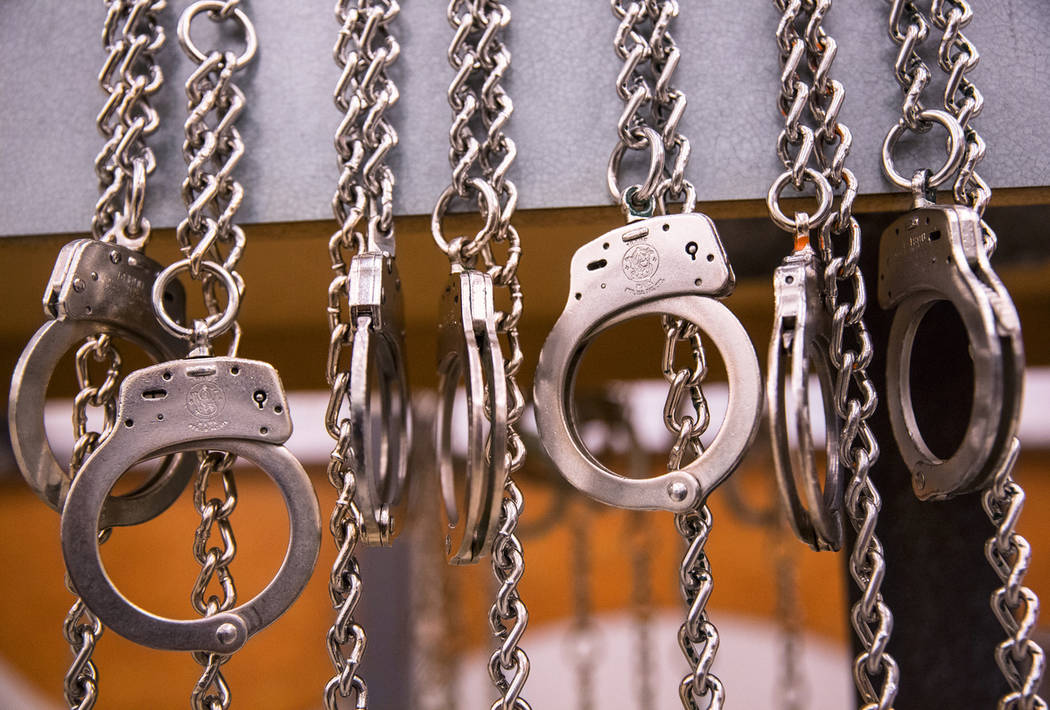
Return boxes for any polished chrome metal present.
[346,253,411,545]
[881,109,966,191]
[9,239,194,527]
[534,213,761,513]
[152,258,241,345]
[177,0,258,69]
[60,358,320,655]
[878,199,1024,500]
[436,267,507,565]
[767,246,843,551]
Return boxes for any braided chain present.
[772,3,897,708]
[61,1,167,699]
[438,4,530,709]
[175,3,255,705]
[609,0,695,214]
[983,442,1048,710]
[94,0,166,248]
[323,3,401,707]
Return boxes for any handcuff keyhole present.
[929,230,941,241]
[685,242,698,260]
[253,390,268,408]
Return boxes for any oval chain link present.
[440,4,530,709]
[175,3,254,706]
[323,3,401,707]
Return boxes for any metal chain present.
[887,0,994,251]
[609,0,695,214]
[61,0,168,700]
[887,3,1044,705]
[176,0,254,353]
[63,335,123,710]
[323,3,401,707]
[983,442,1048,710]
[189,450,238,710]
[175,3,255,706]
[437,4,530,709]
[771,3,898,708]
[94,0,166,248]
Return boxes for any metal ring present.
[431,178,501,261]
[177,1,258,69]
[607,126,666,205]
[766,168,834,234]
[152,258,240,342]
[881,109,965,190]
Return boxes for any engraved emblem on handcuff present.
[767,246,843,550]
[60,356,320,654]
[435,263,507,563]
[534,213,762,512]
[341,251,412,545]
[9,238,196,527]
[878,193,1024,500]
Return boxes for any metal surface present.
[9,239,192,527]
[878,200,1024,499]
[60,358,320,654]
[436,268,508,565]
[767,247,842,551]
[534,214,761,513]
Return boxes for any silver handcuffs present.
[436,265,507,564]
[61,357,320,654]
[879,196,1024,500]
[534,213,762,512]
[344,252,412,546]
[9,239,196,527]
[767,246,843,550]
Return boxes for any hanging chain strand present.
[983,443,1047,710]
[774,2,898,707]
[609,0,696,214]
[176,3,255,706]
[440,4,530,709]
[62,3,168,705]
[888,3,1045,706]
[323,3,401,707]
[94,0,166,248]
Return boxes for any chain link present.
[608,0,695,214]
[94,0,166,248]
[983,442,1048,710]
[323,3,402,706]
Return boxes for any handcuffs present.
[435,262,507,563]
[879,186,1024,500]
[341,247,412,546]
[534,212,762,513]
[9,239,197,528]
[61,356,320,654]
[58,256,320,654]
[767,245,843,551]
